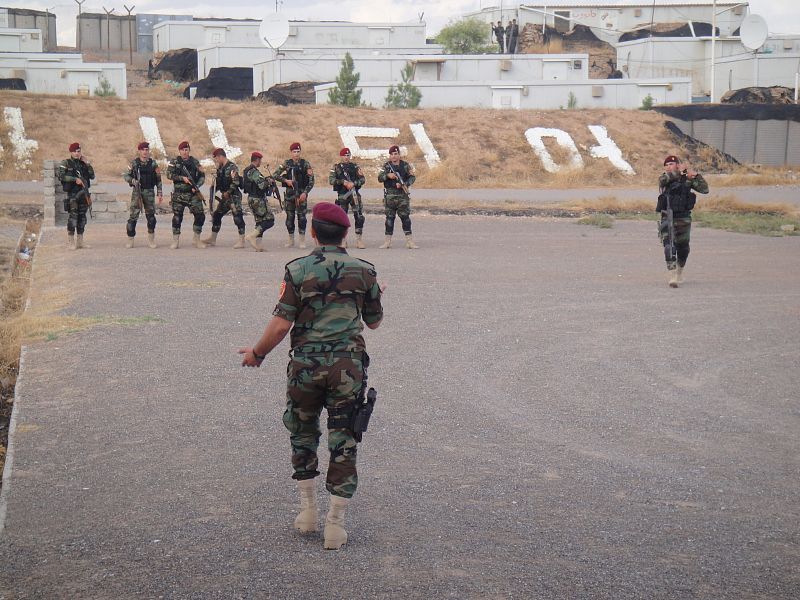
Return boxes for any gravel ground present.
[1,214,799,599]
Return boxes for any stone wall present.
[42,160,129,227]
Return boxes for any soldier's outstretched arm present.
[239,316,292,367]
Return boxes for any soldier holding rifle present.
[377,145,419,249]
[657,155,709,287]
[329,147,366,249]
[203,148,246,249]
[273,142,314,249]
[166,141,207,249]
[243,151,278,252]
[57,142,95,250]
[123,141,162,249]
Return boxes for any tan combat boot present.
[192,232,207,249]
[202,231,217,246]
[323,495,349,550]
[125,236,135,249]
[294,479,319,533]
[246,227,262,250]
[76,234,90,249]
[170,234,180,249]
[355,234,366,249]
[285,233,295,248]
[299,233,307,249]
[669,269,679,288]
[378,235,392,249]
[405,234,419,249]
[67,233,76,250]
[676,265,684,284]
[147,232,157,249]
[233,234,245,249]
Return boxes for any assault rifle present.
[74,170,93,220]
[208,176,216,214]
[132,165,144,211]
[659,183,677,266]
[386,162,409,195]
[340,165,357,202]
[290,165,304,206]
[340,165,363,215]
[266,166,283,211]
[180,163,207,207]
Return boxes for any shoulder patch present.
[356,257,376,268]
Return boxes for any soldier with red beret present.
[123,141,163,249]
[166,141,207,249]
[240,201,385,550]
[57,142,95,250]
[329,147,367,248]
[203,148,246,249]
[273,142,315,248]
[377,145,419,249]
[242,151,278,251]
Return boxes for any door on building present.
[543,61,569,80]
[491,87,522,109]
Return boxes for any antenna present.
[740,14,768,51]
[258,12,290,50]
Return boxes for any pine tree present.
[328,52,363,107]
[385,63,422,109]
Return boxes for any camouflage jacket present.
[166,156,205,194]
[657,171,709,213]
[273,246,383,352]
[123,157,162,193]
[243,164,271,198]
[57,158,95,193]
[215,159,241,199]
[329,162,365,197]
[378,160,415,196]
[273,158,314,195]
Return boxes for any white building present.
[0,27,43,52]
[0,53,127,98]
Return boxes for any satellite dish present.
[740,14,768,51]
[259,13,289,49]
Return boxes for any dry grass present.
[693,194,796,216]
[712,167,799,187]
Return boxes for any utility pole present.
[102,6,114,60]
[711,0,717,102]
[124,4,135,65]
[74,0,85,51]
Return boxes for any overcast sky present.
[5,0,800,46]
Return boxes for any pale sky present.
[5,0,800,46]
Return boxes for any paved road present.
[1,215,799,598]
[2,180,800,206]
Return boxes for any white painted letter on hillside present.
[587,125,635,175]
[204,119,242,167]
[3,107,38,171]
[338,126,407,160]
[409,123,441,168]
[524,128,583,173]
[138,116,168,164]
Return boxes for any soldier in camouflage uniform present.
[240,202,384,550]
[57,142,95,250]
[657,155,709,287]
[378,144,419,249]
[166,141,207,249]
[123,141,163,249]
[329,147,366,249]
[273,142,314,249]
[242,151,276,252]
[203,148,246,249]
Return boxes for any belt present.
[292,350,364,359]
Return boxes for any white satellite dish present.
[740,14,768,51]
[259,13,289,49]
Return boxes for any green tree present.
[328,52,363,107]
[385,63,422,109]
[436,17,497,54]
[640,93,654,110]
[94,76,116,97]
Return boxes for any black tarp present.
[619,22,717,42]
[153,49,197,82]
[0,79,26,91]
[184,67,253,100]
[656,103,800,122]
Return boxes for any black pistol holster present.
[327,387,377,443]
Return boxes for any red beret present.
[251,151,263,161]
[388,145,400,154]
[339,147,351,157]
[137,142,149,151]
[290,142,301,151]
[69,142,81,152]
[664,155,680,166]
[212,147,225,158]
[178,141,190,150]
[312,202,350,228]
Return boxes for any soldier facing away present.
[57,142,95,250]
[657,155,709,287]
[166,141,207,249]
[273,142,314,249]
[123,141,163,249]
[242,151,277,252]
[377,145,419,249]
[329,147,366,249]
[204,148,246,249]
[240,202,384,550]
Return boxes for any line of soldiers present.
[56,140,422,252]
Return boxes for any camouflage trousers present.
[248,195,275,237]
[127,189,158,237]
[282,352,366,499]
[283,192,307,235]
[171,192,206,235]
[66,194,90,235]
[336,194,365,234]
[659,214,692,269]
[211,194,245,235]
[384,192,412,236]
